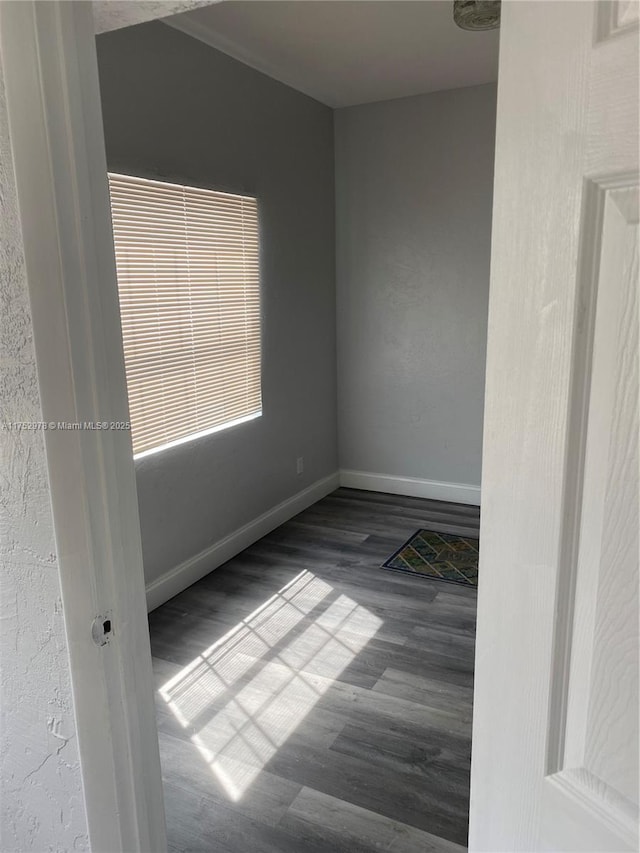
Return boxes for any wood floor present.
[149,488,480,853]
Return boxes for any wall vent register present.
[108,173,261,458]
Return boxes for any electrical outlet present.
[296,457,304,475]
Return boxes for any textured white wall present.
[335,83,496,488]
[0,61,89,852]
[92,0,219,34]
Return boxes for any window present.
[108,173,261,458]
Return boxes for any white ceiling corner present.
[163,1,500,108]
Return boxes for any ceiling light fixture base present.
[453,0,501,31]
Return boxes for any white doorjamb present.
[0,2,167,850]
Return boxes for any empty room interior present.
[96,2,497,851]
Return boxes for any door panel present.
[469,2,638,850]
[544,179,638,852]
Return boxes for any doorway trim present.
[0,2,167,849]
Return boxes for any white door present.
[469,1,638,851]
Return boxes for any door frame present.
[0,2,166,850]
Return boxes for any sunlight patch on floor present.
[160,569,382,800]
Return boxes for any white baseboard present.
[339,469,481,507]
[145,471,340,611]
[145,468,479,611]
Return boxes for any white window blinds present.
[108,173,261,458]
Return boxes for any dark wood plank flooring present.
[149,488,479,853]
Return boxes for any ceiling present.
[165,1,500,109]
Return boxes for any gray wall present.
[96,22,337,587]
[335,83,496,488]
[0,66,88,851]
